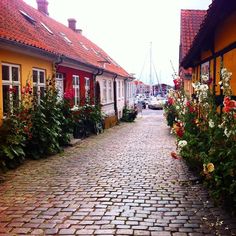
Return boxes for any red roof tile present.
[181,0,236,68]
[0,0,130,77]
[180,9,206,63]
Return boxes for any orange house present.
[181,0,236,104]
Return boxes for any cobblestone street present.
[0,109,235,236]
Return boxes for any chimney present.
[68,18,77,31]
[36,0,49,15]
[76,29,82,34]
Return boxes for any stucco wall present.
[0,49,53,123]
[192,10,236,96]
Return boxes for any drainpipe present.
[53,55,64,82]
[54,55,64,71]
[113,74,118,118]
[124,77,128,108]
[93,69,103,105]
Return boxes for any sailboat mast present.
[149,42,153,95]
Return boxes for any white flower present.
[178,140,187,149]
[218,122,224,129]
[71,105,79,111]
[176,105,180,110]
[219,81,222,85]
[224,128,231,138]
[201,74,209,82]
[209,119,215,128]
[200,84,209,91]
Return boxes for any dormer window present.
[40,22,53,34]
[91,48,99,55]
[60,32,72,44]
[79,42,89,50]
[19,10,36,24]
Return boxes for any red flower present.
[176,129,184,138]
[9,87,17,94]
[223,96,236,113]
[168,97,174,105]
[173,76,182,90]
[186,101,196,113]
[171,151,180,160]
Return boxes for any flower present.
[207,163,215,173]
[203,163,215,174]
[178,140,187,149]
[224,128,232,138]
[223,96,236,113]
[167,97,174,105]
[209,119,215,128]
[170,151,180,160]
[173,76,183,90]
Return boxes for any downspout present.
[53,55,64,88]
[93,69,103,105]
[124,77,128,108]
[54,55,64,71]
[113,74,118,118]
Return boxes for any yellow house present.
[0,44,55,123]
[179,9,206,96]
[181,0,236,103]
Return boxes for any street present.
[0,109,235,235]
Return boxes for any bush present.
[165,69,236,214]
[121,106,137,122]
[72,104,105,138]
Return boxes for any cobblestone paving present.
[0,110,235,236]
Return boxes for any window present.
[55,73,64,100]
[102,80,107,103]
[19,10,36,24]
[33,68,46,103]
[80,42,89,50]
[73,75,80,106]
[108,80,113,101]
[60,32,72,44]
[85,77,90,102]
[122,81,124,98]
[41,22,53,35]
[2,63,20,115]
[118,81,121,98]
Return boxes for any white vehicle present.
[148,97,166,110]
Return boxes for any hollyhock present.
[223,96,236,113]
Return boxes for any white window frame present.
[118,80,121,98]
[72,75,80,106]
[85,77,90,101]
[122,81,124,98]
[102,80,107,104]
[33,68,46,103]
[108,80,113,101]
[55,73,64,100]
[2,63,21,115]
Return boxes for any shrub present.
[121,106,137,122]
[72,104,105,138]
[165,69,236,214]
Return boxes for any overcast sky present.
[24,0,212,86]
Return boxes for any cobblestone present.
[0,110,235,235]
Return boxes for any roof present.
[179,9,206,64]
[181,0,236,68]
[0,0,130,77]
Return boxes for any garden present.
[164,67,236,214]
[0,77,105,171]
